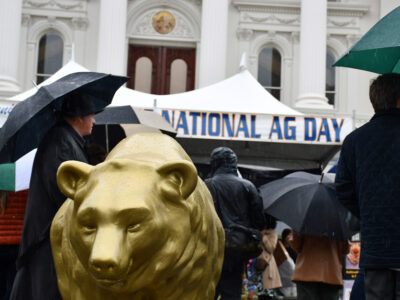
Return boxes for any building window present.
[258,47,281,100]
[134,57,152,93]
[170,59,188,94]
[326,51,336,106]
[36,33,63,84]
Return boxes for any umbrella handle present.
[319,173,325,183]
[105,124,109,154]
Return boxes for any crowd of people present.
[211,73,400,300]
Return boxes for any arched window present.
[134,57,152,93]
[170,59,188,94]
[258,47,281,100]
[36,33,63,84]
[326,50,336,106]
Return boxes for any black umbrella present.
[259,171,359,240]
[93,105,176,152]
[0,72,128,163]
[95,105,176,134]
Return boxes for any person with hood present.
[10,93,98,300]
[205,147,264,300]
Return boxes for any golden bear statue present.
[50,132,225,300]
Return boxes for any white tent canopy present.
[111,70,302,116]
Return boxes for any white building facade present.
[0,0,398,127]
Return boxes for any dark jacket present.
[205,170,264,231]
[10,121,89,300]
[335,109,400,269]
[205,155,264,296]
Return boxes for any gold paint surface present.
[50,132,225,300]
[152,11,176,34]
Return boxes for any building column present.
[96,0,127,76]
[198,0,229,88]
[296,0,331,109]
[0,0,23,98]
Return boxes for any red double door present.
[127,45,196,95]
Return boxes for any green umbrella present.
[334,6,400,74]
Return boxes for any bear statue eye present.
[127,223,140,233]
[82,225,97,234]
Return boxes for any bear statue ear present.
[57,161,93,200]
[157,160,198,202]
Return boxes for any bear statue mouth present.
[89,259,132,289]
[94,277,126,288]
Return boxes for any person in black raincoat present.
[205,147,264,300]
[10,94,98,300]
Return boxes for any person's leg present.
[217,268,243,300]
[395,271,400,300]
[296,282,319,300]
[0,255,7,299]
[9,265,31,300]
[350,268,365,300]
[0,245,19,300]
[318,282,340,300]
[365,269,394,300]
[29,241,62,300]
[215,249,244,300]
[214,285,221,300]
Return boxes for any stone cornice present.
[327,3,369,17]
[23,0,87,12]
[233,0,369,17]
[233,0,300,14]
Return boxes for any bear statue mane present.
[50,133,225,300]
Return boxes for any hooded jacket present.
[205,147,264,231]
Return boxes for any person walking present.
[205,147,264,300]
[336,73,400,300]
[281,228,297,262]
[10,94,98,300]
[258,215,282,299]
[288,231,349,300]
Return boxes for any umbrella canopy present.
[0,72,128,163]
[260,171,359,240]
[334,6,400,74]
[92,105,176,153]
[0,149,36,191]
[94,105,176,135]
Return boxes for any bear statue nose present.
[90,258,119,276]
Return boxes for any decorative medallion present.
[152,11,176,34]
